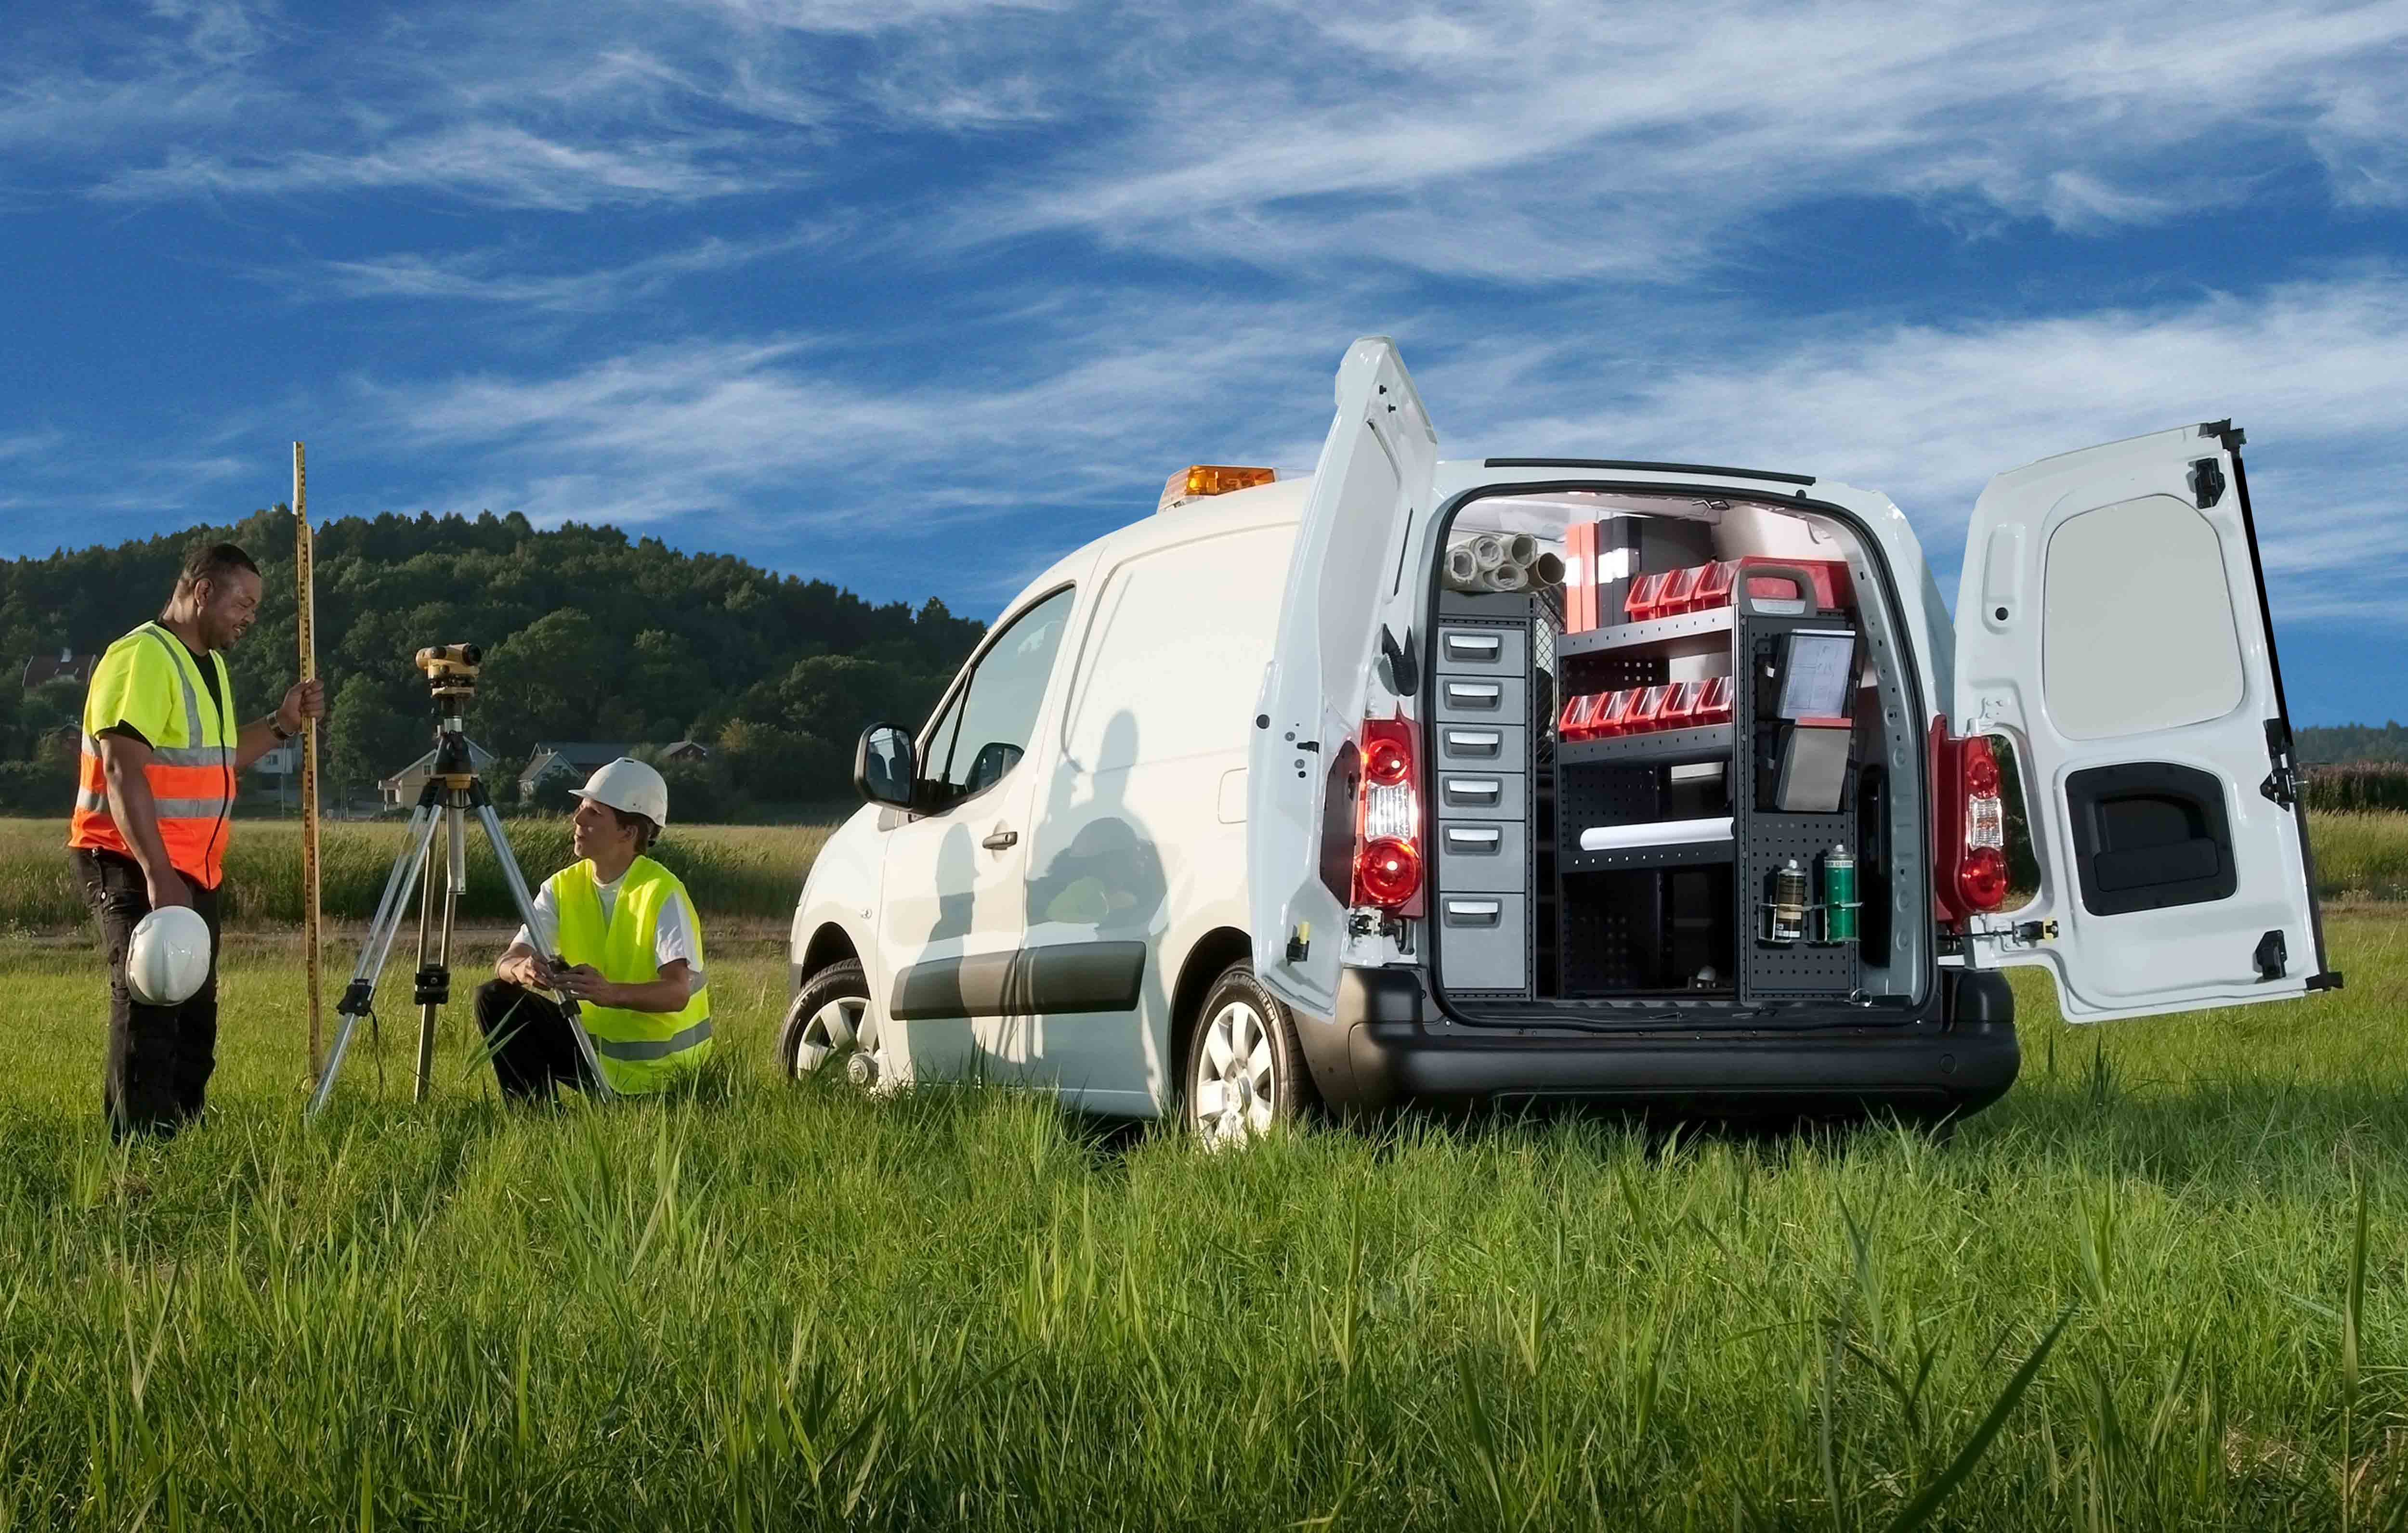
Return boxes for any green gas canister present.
[1822,843,1858,943]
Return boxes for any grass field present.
[7,810,2407,934]
[0,817,837,930]
[3,916,2405,1527]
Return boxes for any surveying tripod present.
[306,645,612,1116]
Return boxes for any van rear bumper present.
[1296,967,2018,1120]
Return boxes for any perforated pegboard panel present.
[1736,611,1862,1001]
[1560,870,1658,993]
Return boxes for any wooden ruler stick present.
[295,442,325,1085]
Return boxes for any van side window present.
[928,586,1075,808]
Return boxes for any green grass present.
[0,817,836,929]
[2,916,2406,1527]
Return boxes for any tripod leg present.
[308,803,441,1117]
[476,799,615,1103]
[415,808,463,1103]
[410,815,443,1104]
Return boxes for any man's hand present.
[278,677,326,736]
[552,963,617,1007]
[145,871,192,910]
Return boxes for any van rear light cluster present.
[1932,723,2010,920]
[1559,676,1732,741]
[1351,716,1423,914]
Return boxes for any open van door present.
[1249,338,1439,1015]
[1954,421,2339,1021]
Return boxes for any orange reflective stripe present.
[65,626,235,888]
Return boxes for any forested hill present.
[0,508,984,810]
[2297,724,2408,766]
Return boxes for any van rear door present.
[1248,338,1439,1016]
[1953,422,2338,1021]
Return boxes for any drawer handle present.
[1445,899,1503,925]
[1446,681,1503,703]
[1445,729,1501,755]
[1445,778,1502,800]
[1446,827,1502,848]
[1444,633,1503,656]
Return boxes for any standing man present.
[476,758,713,1103]
[68,542,324,1140]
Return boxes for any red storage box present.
[1623,571,1669,621]
[1657,564,1705,616]
[1659,679,1703,729]
[1695,675,1733,726]
[1626,684,1672,732]
[1557,691,1601,742]
[1693,559,1735,611]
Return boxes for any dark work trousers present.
[474,980,601,1103]
[72,848,222,1143]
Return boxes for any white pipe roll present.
[1485,562,1530,592]
[1505,533,1540,568]
[1470,533,1508,571]
[1446,545,1481,586]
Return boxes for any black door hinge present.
[2198,418,2246,452]
[2189,457,2225,509]
[2253,929,2287,982]
[2259,718,2301,808]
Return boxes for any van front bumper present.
[1295,967,2019,1120]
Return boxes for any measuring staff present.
[67,542,324,1141]
[476,759,712,1102]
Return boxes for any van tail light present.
[1931,722,2010,922]
[1352,715,1423,915]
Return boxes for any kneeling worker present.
[477,758,712,1101]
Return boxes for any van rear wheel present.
[779,961,887,1091]
[1184,962,1312,1146]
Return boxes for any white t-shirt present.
[513,869,707,999]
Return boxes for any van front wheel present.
[1184,962,1313,1146]
[779,961,886,1091]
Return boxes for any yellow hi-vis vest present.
[549,856,713,1093]
[68,624,238,887]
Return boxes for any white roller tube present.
[1484,562,1530,592]
[1446,544,1481,587]
[1505,533,1539,568]
[1471,533,1508,571]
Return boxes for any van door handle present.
[982,827,1019,851]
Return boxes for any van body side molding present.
[890,941,1148,1019]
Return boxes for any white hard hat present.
[572,757,669,826]
[126,906,210,1007]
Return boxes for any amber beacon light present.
[1157,464,1278,513]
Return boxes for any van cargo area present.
[1423,489,1930,1025]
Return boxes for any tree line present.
[0,508,985,819]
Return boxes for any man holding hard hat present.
[67,542,324,1141]
[476,757,713,1103]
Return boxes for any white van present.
[783,338,2338,1137]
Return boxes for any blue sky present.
[3,0,2405,724]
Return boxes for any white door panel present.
[1248,338,1439,1016]
[1955,422,2335,1022]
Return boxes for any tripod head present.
[415,644,482,716]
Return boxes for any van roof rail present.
[1483,458,1816,487]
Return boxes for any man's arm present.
[494,940,555,990]
[554,960,695,1014]
[95,734,189,910]
[232,679,324,772]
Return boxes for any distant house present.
[380,738,501,810]
[661,739,711,765]
[518,741,631,801]
[22,647,97,690]
[249,741,302,779]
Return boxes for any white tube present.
[1446,545,1480,586]
[1484,562,1529,592]
[1530,551,1565,586]
[1505,533,1539,567]
[1471,533,1508,571]
[1578,817,1734,852]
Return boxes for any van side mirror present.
[854,725,916,808]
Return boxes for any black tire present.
[1182,961,1315,1144]
[777,961,881,1088]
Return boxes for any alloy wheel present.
[1193,998,1279,1146]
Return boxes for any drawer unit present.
[1435,674,1526,725]
[1433,722,1526,768]
[1437,894,1530,992]
[1435,624,1529,677]
[1435,770,1525,820]
[1434,819,1528,892]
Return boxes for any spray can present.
[1823,842,1858,944]
[1770,858,1806,945]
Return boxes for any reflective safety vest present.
[550,856,714,1093]
[67,623,237,889]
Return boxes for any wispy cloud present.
[289,226,835,309]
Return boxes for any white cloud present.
[292,226,835,308]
